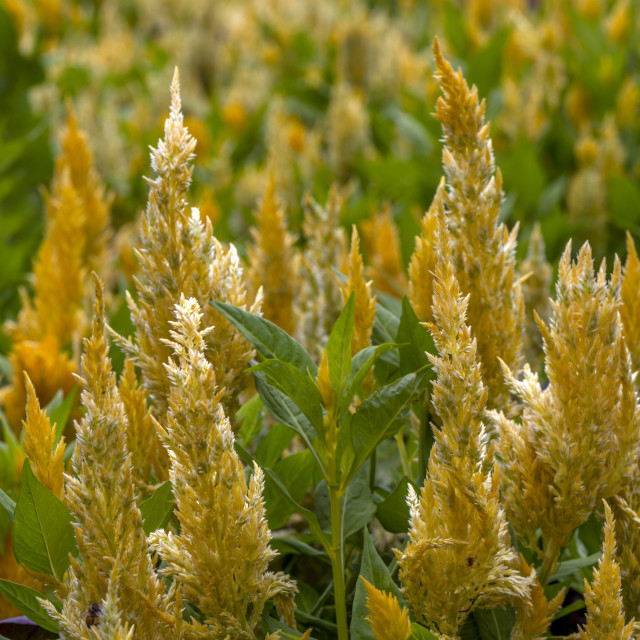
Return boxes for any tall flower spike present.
[296,186,348,359]
[494,242,640,572]
[148,297,297,638]
[432,37,523,411]
[409,180,443,323]
[47,275,171,639]
[21,372,65,498]
[247,170,299,336]
[362,578,411,640]
[396,198,531,639]
[119,68,260,421]
[341,227,376,356]
[577,502,636,640]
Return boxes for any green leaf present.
[396,297,435,378]
[255,422,295,468]
[473,606,515,640]
[346,372,417,486]
[210,301,317,375]
[327,293,355,405]
[500,140,547,214]
[264,450,315,529]
[376,477,415,534]
[350,528,405,640]
[237,394,264,448]
[467,27,510,97]
[608,174,640,232]
[0,579,59,633]
[250,360,324,436]
[13,461,77,581]
[372,302,400,345]
[139,481,174,535]
[443,3,468,58]
[0,487,15,522]
[253,371,327,472]
[410,624,439,640]
[47,386,77,446]
[342,464,377,539]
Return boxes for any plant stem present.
[329,487,349,640]
[537,537,562,586]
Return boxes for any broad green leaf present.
[237,394,264,447]
[372,302,400,345]
[346,372,417,486]
[264,450,315,529]
[250,360,324,436]
[0,487,15,522]
[396,297,435,378]
[444,3,468,58]
[342,465,377,539]
[47,386,77,446]
[473,607,515,640]
[234,442,330,551]
[350,528,405,640]
[211,301,317,375]
[253,371,327,471]
[0,579,59,633]
[467,26,510,98]
[13,461,77,581]
[326,293,355,404]
[139,481,174,535]
[410,625,439,640]
[608,175,640,232]
[271,537,329,561]
[376,477,415,534]
[255,422,295,468]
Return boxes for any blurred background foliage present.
[0,0,639,342]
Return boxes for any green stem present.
[537,537,562,586]
[329,487,349,640]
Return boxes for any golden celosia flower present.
[148,296,297,637]
[432,37,524,411]
[21,372,65,499]
[511,555,564,640]
[120,68,260,420]
[621,232,640,374]
[519,224,552,371]
[577,502,636,640]
[247,171,299,336]
[360,203,408,298]
[494,242,640,575]
[341,227,376,356]
[396,202,531,638]
[118,359,167,492]
[48,275,171,639]
[408,181,442,323]
[0,335,76,433]
[611,490,640,620]
[362,578,411,640]
[296,187,348,358]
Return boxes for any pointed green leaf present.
[345,372,417,486]
[13,461,77,581]
[376,477,416,534]
[139,481,174,535]
[550,552,600,582]
[372,302,400,346]
[255,423,295,468]
[410,624,439,640]
[249,360,324,436]
[210,301,317,375]
[473,606,515,640]
[327,293,355,403]
[350,528,405,640]
[237,394,264,448]
[396,297,435,378]
[0,580,59,633]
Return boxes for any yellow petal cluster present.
[148,296,297,637]
[362,578,411,640]
[621,232,640,374]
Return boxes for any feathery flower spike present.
[362,578,411,640]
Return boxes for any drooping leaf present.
[13,461,77,581]
[237,394,264,448]
[0,488,15,522]
[255,422,295,468]
[210,301,317,375]
[396,297,435,378]
[0,580,59,633]
[139,481,174,535]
